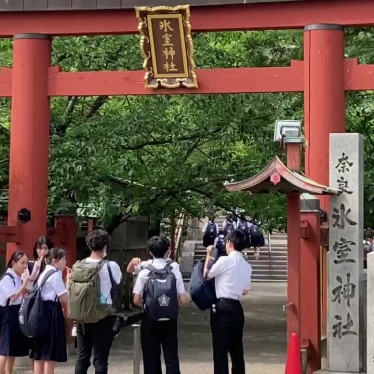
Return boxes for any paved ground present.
[18,282,287,374]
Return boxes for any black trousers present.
[75,317,115,374]
[141,316,181,374]
[210,299,245,374]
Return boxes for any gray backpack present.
[143,263,178,321]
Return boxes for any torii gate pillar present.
[304,24,345,212]
[6,34,51,259]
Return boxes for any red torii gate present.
[1,0,374,372]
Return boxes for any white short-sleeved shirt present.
[208,251,252,300]
[37,265,67,301]
[133,258,185,297]
[84,259,122,305]
[0,269,22,306]
[134,258,180,275]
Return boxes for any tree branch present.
[86,96,109,118]
[121,127,223,151]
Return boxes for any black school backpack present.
[18,269,57,338]
[250,224,262,238]
[205,222,217,237]
[224,221,235,235]
[238,220,249,234]
[189,259,217,311]
[143,263,178,321]
[215,235,226,256]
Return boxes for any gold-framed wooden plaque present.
[135,5,198,89]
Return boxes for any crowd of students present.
[0,230,120,374]
[0,224,253,374]
[0,241,70,374]
[202,213,265,259]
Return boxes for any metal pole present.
[132,323,141,374]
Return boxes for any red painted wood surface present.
[53,215,78,267]
[304,27,345,213]
[287,192,300,342]
[0,1,374,36]
[48,63,304,96]
[6,37,51,260]
[300,212,321,374]
[286,143,301,343]
[0,59,372,97]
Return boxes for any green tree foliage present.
[345,28,374,230]
[47,31,304,229]
[2,28,374,231]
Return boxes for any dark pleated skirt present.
[30,301,67,362]
[250,235,265,248]
[0,304,30,357]
[203,235,216,247]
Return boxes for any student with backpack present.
[29,247,70,374]
[249,221,265,260]
[204,230,252,374]
[133,236,188,374]
[202,216,219,248]
[212,229,227,261]
[0,251,30,374]
[69,229,122,374]
[236,215,251,259]
[222,214,236,236]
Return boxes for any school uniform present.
[133,258,185,374]
[236,220,251,249]
[75,259,122,374]
[202,221,219,247]
[0,269,30,357]
[30,265,67,362]
[207,251,252,374]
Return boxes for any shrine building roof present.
[0,0,302,12]
[225,156,339,195]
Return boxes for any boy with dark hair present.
[72,229,123,374]
[204,229,252,374]
[133,236,188,374]
[127,236,180,274]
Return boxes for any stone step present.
[252,275,287,282]
[252,268,288,273]
[251,265,288,271]
[193,253,288,261]
[194,247,287,253]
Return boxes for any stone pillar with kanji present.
[328,133,364,373]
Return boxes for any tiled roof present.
[0,0,300,11]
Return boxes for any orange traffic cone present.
[285,332,302,374]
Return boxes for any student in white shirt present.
[30,247,71,374]
[74,229,122,374]
[133,236,188,374]
[0,251,30,374]
[205,229,252,374]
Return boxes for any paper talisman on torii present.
[135,5,198,89]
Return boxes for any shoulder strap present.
[105,261,115,286]
[164,262,174,272]
[39,269,58,289]
[1,273,16,307]
[0,272,15,285]
[98,259,109,271]
[145,264,156,272]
